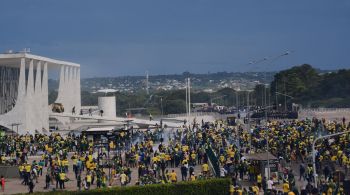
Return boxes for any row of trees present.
[268,64,350,108]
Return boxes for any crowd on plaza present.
[234,117,350,195]
[0,116,349,194]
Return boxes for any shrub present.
[25,178,231,195]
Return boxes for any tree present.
[270,64,320,106]
[269,64,350,108]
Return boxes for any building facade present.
[0,53,80,134]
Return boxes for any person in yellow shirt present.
[257,173,262,189]
[191,153,196,165]
[62,159,69,173]
[190,173,196,181]
[202,163,209,177]
[109,141,115,151]
[342,155,348,166]
[229,184,234,195]
[86,172,92,189]
[251,184,259,195]
[80,155,86,171]
[57,158,62,167]
[59,171,66,189]
[72,157,78,174]
[41,154,46,161]
[327,187,333,195]
[25,164,31,173]
[120,172,127,186]
[152,156,158,163]
[88,154,93,162]
[101,172,107,187]
[19,165,24,179]
[331,155,337,162]
[234,186,243,195]
[170,170,177,183]
[219,155,225,163]
[283,180,290,193]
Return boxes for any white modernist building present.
[0,53,81,134]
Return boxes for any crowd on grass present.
[0,116,349,195]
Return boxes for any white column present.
[64,65,70,111]
[14,58,27,134]
[76,67,81,112]
[34,61,42,132]
[17,58,26,102]
[41,62,49,131]
[72,67,77,109]
[0,58,27,134]
[35,61,42,93]
[56,65,65,104]
[26,60,34,96]
[68,66,74,112]
[26,59,35,133]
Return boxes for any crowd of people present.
[0,116,349,194]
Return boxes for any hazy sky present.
[1,0,349,77]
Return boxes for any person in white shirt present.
[267,177,274,191]
[220,167,227,177]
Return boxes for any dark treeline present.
[269,64,350,108]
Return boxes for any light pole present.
[259,105,274,178]
[185,79,188,118]
[265,105,270,178]
[250,51,292,111]
[188,78,191,117]
[160,97,163,118]
[312,128,350,188]
[236,90,239,113]
[275,92,294,112]
[160,97,164,129]
[246,90,252,152]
